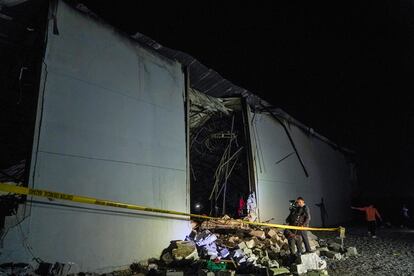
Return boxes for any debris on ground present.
[294,253,327,274]
[1,217,359,275]
[345,247,358,257]
[327,242,342,253]
[318,227,414,275]
[133,216,357,275]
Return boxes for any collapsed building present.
[0,0,356,273]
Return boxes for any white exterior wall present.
[250,113,352,226]
[1,1,189,272]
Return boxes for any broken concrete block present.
[318,259,328,270]
[272,237,281,245]
[270,243,281,253]
[333,252,342,260]
[328,242,342,252]
[247,254,259,263]
[148,263,158,271]
[346,247,358,257]
[321,250,342,260]
[268,259,279,268]
[270,267,290,275]
[172,241,199,261]
[309,239,320,251]
[255,240,265,249]
[299,252,327,271]
[295,263,308,275]
[243,248,253,255]
[253,248,263,257]
[238,241,247,250]
[281,241,290,250]
[228,236,239,243]
[263,239,273,247]
[250,230,266,239]
[267,229,278,238]
[271,235,281,244]
[246,239,256,249]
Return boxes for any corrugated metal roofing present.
[130,32,354,155]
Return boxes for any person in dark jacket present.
[400,204,410,228]
[285,197,312,253]
[284,228,303,257]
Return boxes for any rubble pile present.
[153,217,357,275]
[0,217,358,275]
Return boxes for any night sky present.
[82,1,414,199]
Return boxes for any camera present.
[289,200,297,211]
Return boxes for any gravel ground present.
[317,226,414,276]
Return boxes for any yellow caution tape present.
[0,182,343,233]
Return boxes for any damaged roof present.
[131,33,354,155]
[65,1,355,155]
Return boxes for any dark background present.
[2,1,414,223]
[81,1,414,204]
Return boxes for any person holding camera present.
[285,196,313,255]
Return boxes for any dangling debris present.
[246,192,258,222]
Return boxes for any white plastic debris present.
[247,192,258,222]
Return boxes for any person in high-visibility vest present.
[352,204,382,238]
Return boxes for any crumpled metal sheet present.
[189,88,232,130]
[130,32,354,155]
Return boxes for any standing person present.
[285,197,312,253]
[284,204,303,257]
[295,197,312,252]
[400,205,410,228]
[351,204,382,238]
[315,197,328,227]
[237,193,246,218]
